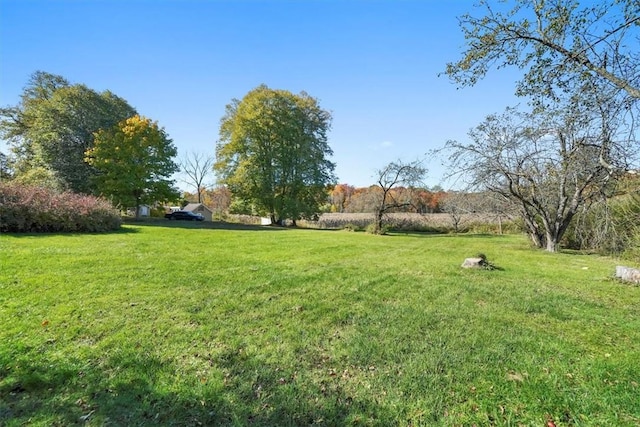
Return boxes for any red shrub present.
[0,183,121,233]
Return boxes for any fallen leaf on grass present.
[506,372,525,382]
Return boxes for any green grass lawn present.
[1,223,639,426]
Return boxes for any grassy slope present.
[0,223,638,426]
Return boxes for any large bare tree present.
[442,0,640,251]
[180,151,215,203]
[443,103,633,252]
[372,160,427,234]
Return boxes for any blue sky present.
[0,0,522,189]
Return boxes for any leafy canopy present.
[215,85,336,223]
[0,71,136,192]
[86,115,179,213]
[445,0,640,102]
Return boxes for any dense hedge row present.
[0,183,121,233]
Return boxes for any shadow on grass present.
[0,347,388,426]
[2,220,289,238]
[1,226,141,239]
[124,218,290,232]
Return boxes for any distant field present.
[1,223,639,426]
[314,212,514,232]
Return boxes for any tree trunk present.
[135,196,141,220]
[528,232,544,249]
[521,213,544,249]
[452,214,461,233]
[542,213,575,252]
[375,209,384,234]
[545,236,559,252]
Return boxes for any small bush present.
[150,206,167,218]
[366,222,390,235]
[0,183,121,233]
[343,223,363,232]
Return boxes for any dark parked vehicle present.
[165,211,204,221]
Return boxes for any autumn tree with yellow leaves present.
[85,115,179,217]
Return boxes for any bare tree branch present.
[180,151,215,203]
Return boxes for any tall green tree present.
[85,115,179,217]
[0,151,12,181]
[215,85,336,224]
[0,72,70,187]
[0,71,136,192]
[445,0,640,102]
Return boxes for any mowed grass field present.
[1,223,639,426]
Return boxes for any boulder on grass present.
[461,257,488,269]
[615,266,640,284]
